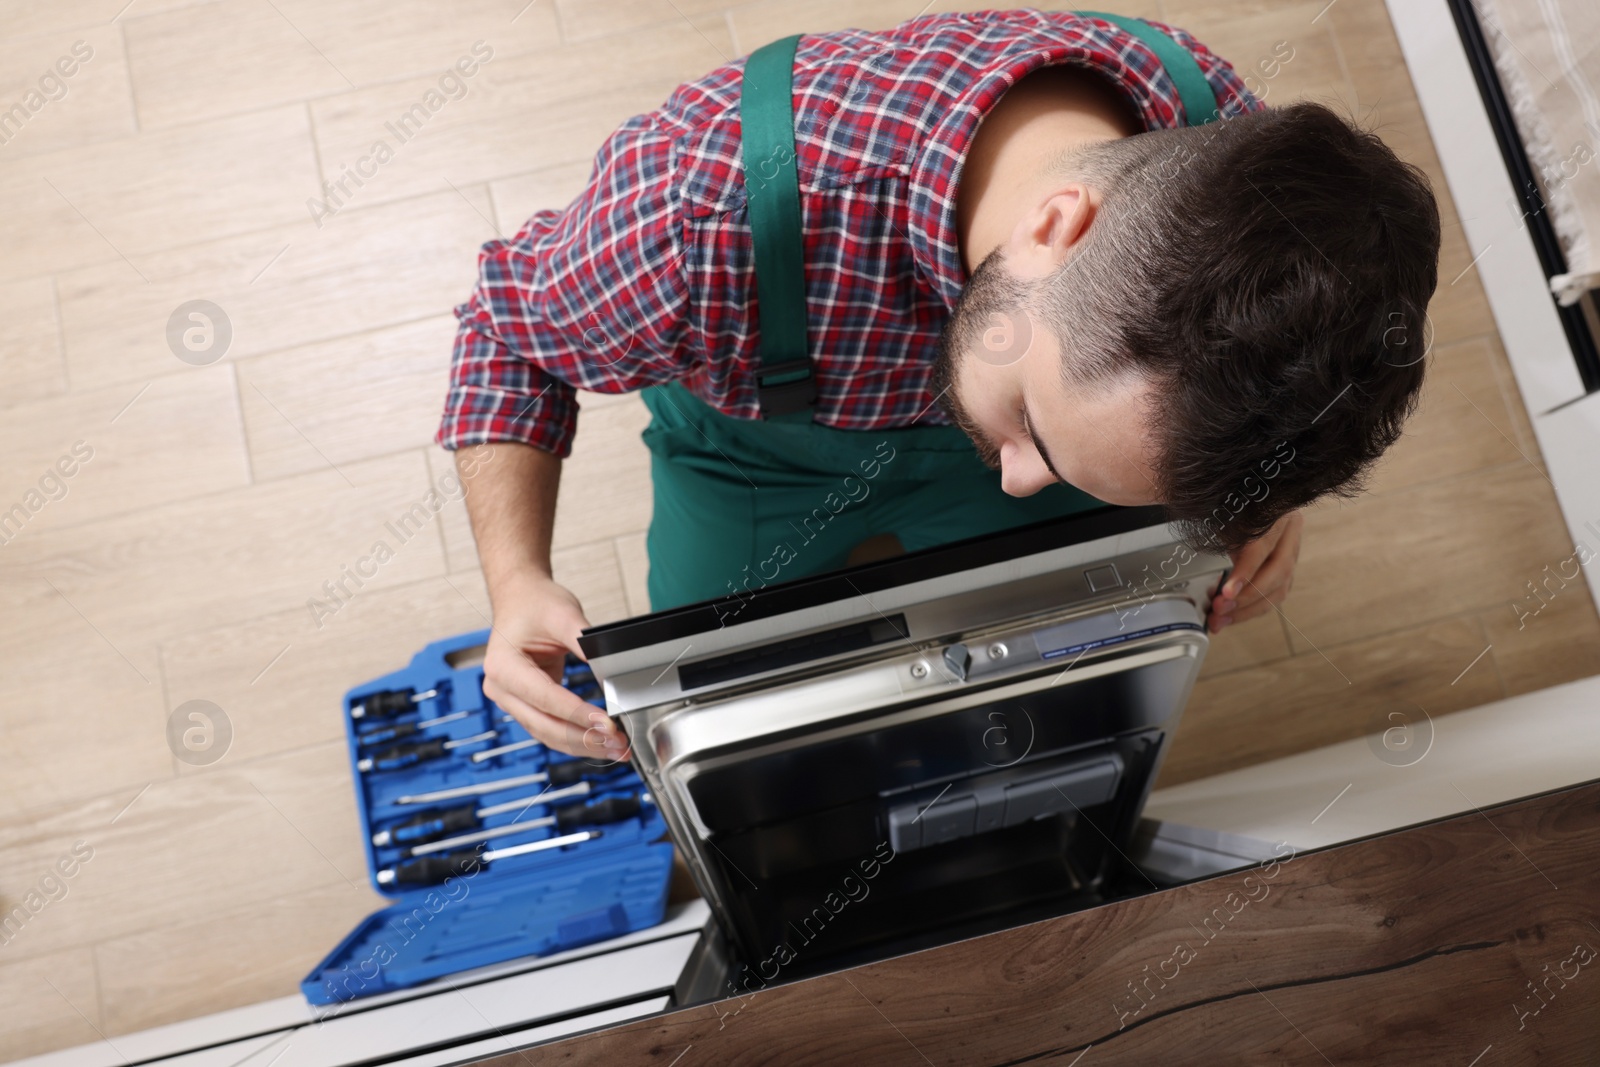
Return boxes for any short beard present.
[930,247,1019,471]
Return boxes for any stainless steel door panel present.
[593,526,1217,714]
[636,596,1203,781]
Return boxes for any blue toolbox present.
[300,629,674,1005]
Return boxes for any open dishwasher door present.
[578,505,1230,986]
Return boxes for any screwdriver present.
[357,711,469,748]
[356,730,497,773]
[469,737,539,763]
[392,761,628,805]
[370,781,595,847]
[408,794,649,856]
[350,688,439,720]
[376,830,599,886]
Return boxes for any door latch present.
[943,643,971,682]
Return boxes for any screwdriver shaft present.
[475,781,591,817]
[370,782,595,848]
[413,791,646,854]
[442,729,498,750]
[394,772,551,805]
[415,710,468,728]
[482,829,597,862]
[357,730,498,773]
[374,830,600,885]
[357,710,470,747]
[408,815,557,855]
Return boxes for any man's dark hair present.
[1038,100,1441,552]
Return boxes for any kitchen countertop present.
[1145,671,1600,851]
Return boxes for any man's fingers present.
[1210,532,1270,630]
[1210,512,1304,632]
[1221,524,1279,600]
[484,671,625,761]
[486,644,627,756]
[1226,594,1277,627]
[1213,571,1281,629]
[1230,534,1301,624]
[482,674,588,755]
[487,634,593,728]
[1234,539,1298,623]
[489,641,574,716]
[1234,530,1300,610]
[1243,513,1304,605]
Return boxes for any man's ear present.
[1008,182,1097,279]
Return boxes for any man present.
[438,11,1441,760]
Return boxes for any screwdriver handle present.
[554,794,642,831]
[360,737,447,773]
[547,759,607,786]
[377,804,479,847]
[351,690,418,720]
[378,849,482,887]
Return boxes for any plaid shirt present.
[437,10,1261,457]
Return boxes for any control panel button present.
[1084,564,1122,592]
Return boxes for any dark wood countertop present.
[475,777,1600,1065]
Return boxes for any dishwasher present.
[578,504,1246,998]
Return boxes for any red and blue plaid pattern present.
[438,9,1261,457]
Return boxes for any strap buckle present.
[755,357,818,418]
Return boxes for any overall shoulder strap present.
[739,33,818,420]
[1076,12,1223,126]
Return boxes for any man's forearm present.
[457,442,561,605]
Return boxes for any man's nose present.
[998,443,1052,498]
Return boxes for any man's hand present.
[1208,510,1304,633]
[455,442,629,762]
[482,572,631,762]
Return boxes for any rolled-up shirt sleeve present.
[436,110,687,457]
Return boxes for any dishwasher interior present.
[578,505,1241,997]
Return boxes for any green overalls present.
[640,15,1222,611]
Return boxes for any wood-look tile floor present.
[2,0,1596,1057]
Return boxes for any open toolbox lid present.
[301,630,673,1006]
[578,506,1233,977]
